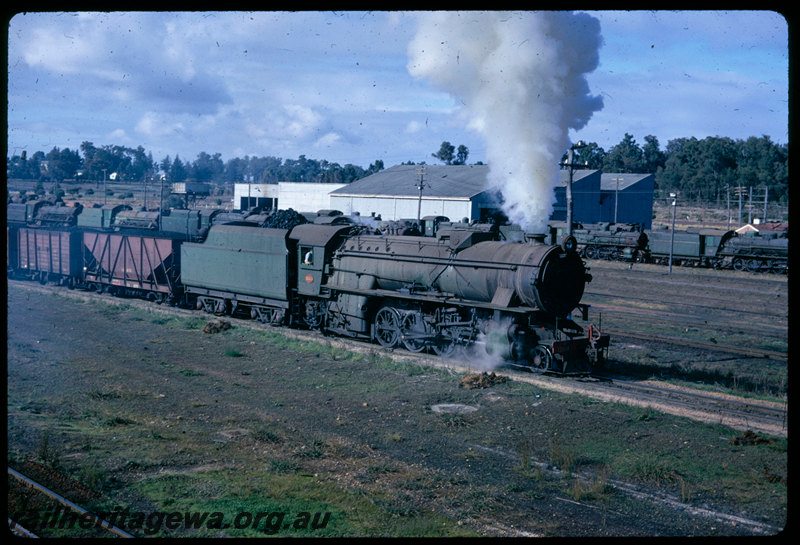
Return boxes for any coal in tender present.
[261,209,308,230]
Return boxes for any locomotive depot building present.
[599,173,655,229]
[232,164,655,230]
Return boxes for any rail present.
[7,466,134,538]
[603,327,787,361]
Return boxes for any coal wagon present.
[7,202,83,286]
[79,208,206,302]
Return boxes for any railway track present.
[588,302,787,341]
[583,289,787,320]
[586,374,788,438]
[603,327,788,361]
[7,466,134,538]
[9,280,787,437]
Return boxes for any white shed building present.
[328,164,503,222]
[233,182,346,212]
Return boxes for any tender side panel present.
[181,226,289,302]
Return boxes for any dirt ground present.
[6,280,786,537]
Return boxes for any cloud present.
[281,105,324,139]
[314,132,342,149]
[405,120,424,133]
[14,12,233,117]
[140,72,233,115]
[135,112,186,139]
[108,128,128,141]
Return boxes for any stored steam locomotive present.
[7,200,609,373]
[644,226,788,273]
[547,221,648,262]
[545,220,788,274]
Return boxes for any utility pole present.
[726,185,731,230]
[415,165,426,227]
[669,193,677,275]
[159,175,164,231]
[748,186,753,224]
[561,141,587,237]
[738,185,743,227]
[763,186,768,223]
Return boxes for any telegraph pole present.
[415,165,426,227]
[613,176,622,223]
[738,185,743,227]
[669,193,677,275]
[561,141,587,237]
[726,185,731,230]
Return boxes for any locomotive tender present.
[7,201,609,373]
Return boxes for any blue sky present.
[7,10,789,169]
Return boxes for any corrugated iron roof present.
[332,164,601,199]
[331,164,490,198]
[600,173,654,191]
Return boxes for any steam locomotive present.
[546,220,788,274]
[7,201,609,374]
[546,221,648,262]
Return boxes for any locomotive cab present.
[421,215,450,237]
[289,224,353,297]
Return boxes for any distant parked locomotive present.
[643,227,787,273]
[643,227,733,269]
[546,221,648,262]
[543,216,788,274]
[713,230,788,273]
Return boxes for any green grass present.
[223,349,245,358]
[7,284,787,535]
[128,469,471,537]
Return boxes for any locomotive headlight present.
[561,235,577,253]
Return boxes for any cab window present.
[301,246,314,267]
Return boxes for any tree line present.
[6,133,788,204]
[6,142,386,187]
[565,133,788,204]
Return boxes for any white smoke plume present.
[407,11,603,233]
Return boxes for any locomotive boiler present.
[315,221,607,372]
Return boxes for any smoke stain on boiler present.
[407,11,604,233]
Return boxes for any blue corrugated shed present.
[599,173,655,228]
[551,170,602,224]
